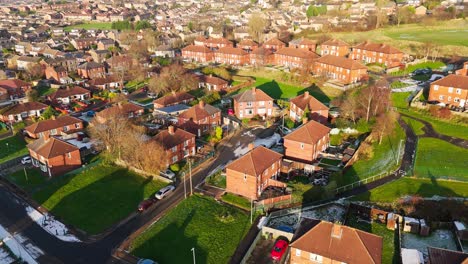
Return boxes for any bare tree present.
[357,84,390,122]
[24,64,43,81]
[148,64,198,94]
[372,110,398,144]
[248,13,268,42]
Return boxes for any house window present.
[247,102,253,107]
[300,143,304,149]
[244,173,247,181]
[310,253,323,263]
[439,95,444,100]
[433,85,439,90]
[259,101,265,106]
[448,87,453,93]
[448,96,451,102]
[172,156,178,163]
[456,89,462,94]
[454,98,460,102]
[296,249,301,256]
[67,152,71,158]
[63,126,69,132]
[172,146,177,152]
[184,140,188,147]
[75,123,80,129]
[271,164,274,170]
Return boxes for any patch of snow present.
[454,221,466,231]
[402,229,457,261]
[0,247,14,264]
[267,204,346,229]
[392,85,421,93]
[257,217,268,229]
[342,128,359,134]
[0,225,40,264]
[254,133,281,149]
[330,128,340,135]
[242,130,254,137]
[233,144,250,157]
[401,248,424,264]
[25,206,81,242]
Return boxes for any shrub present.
[169,163,181,172]
[242,118,249,125]
[284,117,295,129]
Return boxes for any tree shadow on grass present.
[131,209,207,264]
[301,83,331,104]
[257,79,283,99]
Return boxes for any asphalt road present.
[0,127,258,264]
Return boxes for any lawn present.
[130,195,251,264]
[36,85,57,97]
[390,61,446,76]
[6,168,47,193]
[64,22,113,31]
[206,171,226,189]
[288,176,325,204]
[0,134,28,163]
[346,215,398,264]
[414,138,467,181]
[351,177,468,203]
[32,163,167,234]
[401,116,425,136]
[341,123,405,186]
[320,158,341,166]
[221,193,251,210]
[391,92,412,109]
[384,27,468,47]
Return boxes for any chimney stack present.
[304,91,309,98]
[302,117,308,124]
[331,223,343,239]
[51,115,56,120]
[248,143,255,150]
[168,125,175,135]
[252,87,256,94]
[199,100,205,108]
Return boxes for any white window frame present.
[296,249,301,256]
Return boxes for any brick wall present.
[428,84,467,108]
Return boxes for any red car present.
[227,108,234,115]
[138,198,156,212]
[270,239,289,261]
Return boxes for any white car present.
[155,185,176,199]
[279,126,292,135]
[147,92,157,99]
[160,169,176,180]
[21,156,31,164]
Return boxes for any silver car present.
[155,185,176,199]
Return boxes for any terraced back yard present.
[130,195,251,264]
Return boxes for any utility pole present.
[191,247,196,264]
[250,199,253,224]
[189,158,193,195]
[24,167,28,182]
[182,172,187,199]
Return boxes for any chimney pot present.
[248,143,255,150]
[199,100,205,108]
[302,117,308,124]
[304,91,309,98]
[252,87,256,93]
[332,223,343,239]
[168,125,175,135]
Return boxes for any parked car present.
[122,89,129,95]
[155,185,176,199]
[159,169,176,180]
[137,259,158,264]
[270,239,289,261]
[138,198,156,212]
[276,138,284,146]
[86,110,96,117]
[227,108,234,115]
[278,126,292,135]
[21,156,31,164]
[147,92,157,99]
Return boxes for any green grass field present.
[414,138,467,181]
[130,195,251,264]
[221,193,251,210]
[352,177,468,202]
[6,168,47,193]
[32,163,167,234]
[64,22,113,32]
[390,61,446,76]
[391,92,412,109]
[0,134,28,163]
[288,176,325,203]
[401,116,425,136]
[384,27,468,47]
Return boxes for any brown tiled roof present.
[154,127,195,149]
[251,47,273,56]
[179,101,220,122]
[315,55,367,70]
[97,102,144,117]
[290,221,383,264]
[198,75,228,85]
[290,92,328,112]
[206,37,232,45]
[354,41,403,54]
[232,87,273,103]
[263,37,285,46]
[77,61,104,70]
[25,115,82,134]
[0,79,30,90]
[322,39,350,47]
[431,74,468,90]
[290,38,316,46]
[427,247,468,264]
[1,102,48,115]
[238,39,259,47]
[28,137,79,159]
[226,146,283,176]
[49,86,90,100]
[216,47,248,55]
[182,44,213,53]
[284,120,331,144]
[275,47,319,59]
[154,92,195,107]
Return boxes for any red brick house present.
[24,115,83,139]
[70,37,97,50]
[313,55,368,85]
[0,79,31,101]
[283,120,331,164]
[351,41,404,68]
[177,101,221,136]
[154,126,196,166]
[289,38,317,52]
[47,86,91,105]
[320,39,350,57]
[181,45,214,63]
[214,47,249,65]
[428,74,468,109]
[250,47,274,66]
[45,65,68,83]
[225,145,284,200]
[232,87,274,119]
[95,102,144,123]
[77,62,106,79]
[237,39,259,52]
[263,38,286,52]
[194,36,233,50]
[28,137,82,177]
[455,61,468,76]
[87,76,123,90]
[274,47,319,70]
[0,102,48,123]
[153,92,195,109]
[290,220,383,264]
[289,92,329,123]
[198,74,228,91]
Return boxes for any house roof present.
[77,61,104,70]
[179,101,220,122]
[182,44,213,53]
[238,39,259,47]
[48,86,90,99]
[28,137,79,159]
[322,38,350,47]
[275,47,319,59]
[263,37,285,46]
[153,92,195,107]
[284,120,331,144]
[354,41,403,54]
[251,47,274,56]
[226,146,283,176]
[232,87,273,103]
[198,74,228,86]
[431,74,468,90]
[0,79,30,91]
[316,55,367,70]
[290,221,383,264]
[97,102,144,117]
[290,92,328,112]
[427,247,468,264]
[216,47,248,55]
[25,115,82,134]
[205,37,232,45]
[153,126,195,149]
[289,37,316,46]
[0,102,48,116]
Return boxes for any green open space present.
[221,193,251,211]
[352,177,468,203]
[341,124,405,186]
[6,168,47,193]
[390,61,446,76]
[414,138,467,181]
[346,214,398,264]
[0,134,28,163]
[384,27,468,47]
[64,22,113,31]
[130,195,251,264]
[391,92,412,109]
[288,176,325,204]
[401,116,425,136]
[32,163,167,234]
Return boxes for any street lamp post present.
[191,247,196,264]
[6,142,9,153]
[189,158,193,195]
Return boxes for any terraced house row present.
[183,37,404,85]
